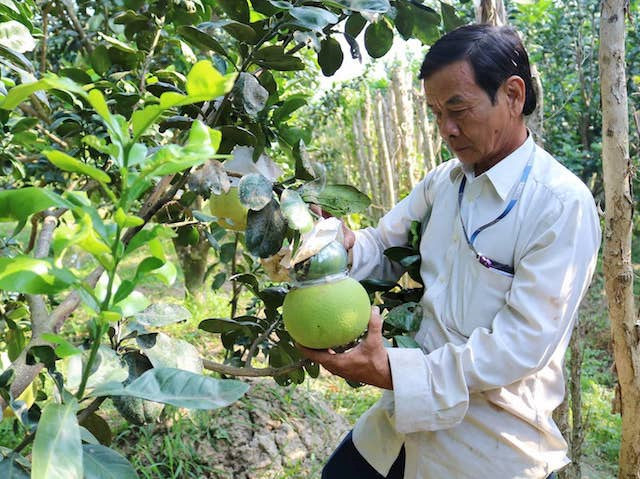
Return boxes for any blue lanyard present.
[457,144,536,274]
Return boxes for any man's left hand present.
[296,307,393,390]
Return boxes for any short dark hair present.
[419,24,537,116]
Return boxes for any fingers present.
[366,306,383,337]
[295,343,334,363]
[342,223,356,250]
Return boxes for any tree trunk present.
[391,64,418,189]
[554,376,571,479]
[476,0,506,26]
[599,2,640,478]
[374,90,396,210]
[363,89,382,221]
[352,110,372,202]
[568,322,584,479]
[382,91,401,197]
[414,87,438,172]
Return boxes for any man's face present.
[424,60,524,174]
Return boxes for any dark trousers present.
[321,430,557,479]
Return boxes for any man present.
[298,24,601,478]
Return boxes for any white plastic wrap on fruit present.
[290,217,345,267]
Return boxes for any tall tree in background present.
[599,1,639,477]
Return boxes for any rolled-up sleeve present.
[388,188,601,434]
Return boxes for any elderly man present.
[299,24,601,478]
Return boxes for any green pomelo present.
[283,277,371,349]
[112,352,164,426]
[209,187,248,231]
[295,241,348,281]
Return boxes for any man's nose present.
[440,115,460,138]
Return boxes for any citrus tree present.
[0,0,466,476]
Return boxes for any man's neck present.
[474,127,529,176]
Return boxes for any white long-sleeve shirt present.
[349,134,601,479]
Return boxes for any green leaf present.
[238,173,273,210]
[364,20,393,58]
[136,332,203,373]
[326,0,390,13]
[300,184,371,216]
[440,1,465,32]
[32,401,82,479]
[91,368,249,410]
[0,257,76,294]
[133,303,191,328]
[345,13,367,37]
[410,4,441,45]
[79,413,112,447]
[220,20,257,44]
[218,0,250,23]
[199,317,262,334]
[245,199,287,258]
[280,189,313,233]
[272,94,307,124]
[87,90,119,138]
[0,20,35,53]
[65,346,128,393]
[177,25,227,56]
[89,45,112,76]
[82,444,138,479]
[44,150,111,184]
[0,187,70,223]
[385,302,422,332]
[289,6,339,32]
[0,452,30,479]
[394,335,421,348]
[158,60,236,109]
[253,46,305,71]
[41,333,82,358]
[98,32,137,53]
[318,37,344,76]
[0,43,34,73]
[131,105,163,139]
[233,72,268,118]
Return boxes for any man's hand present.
[296,307,393,390]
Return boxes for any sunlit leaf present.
[0,188,70,223]
[82,444,138,479]
[0,257,76,294]
[44,150,111,184]
[32,401,82,479]
[91,368,249,410]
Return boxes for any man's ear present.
[503,75,526,116]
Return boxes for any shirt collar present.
[448,133,534,201]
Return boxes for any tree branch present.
[244,320,280,368]
[139,17,165,94]
[61,0,93,54]
[203,358,309,377]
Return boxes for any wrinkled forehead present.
[422,60,485,108]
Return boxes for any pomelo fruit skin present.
[209,187,248,231]
[283,277,371,349]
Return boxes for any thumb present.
[366,306,383,337]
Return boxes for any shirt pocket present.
[454,246,513,337]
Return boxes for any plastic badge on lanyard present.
[457,143,536,276]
